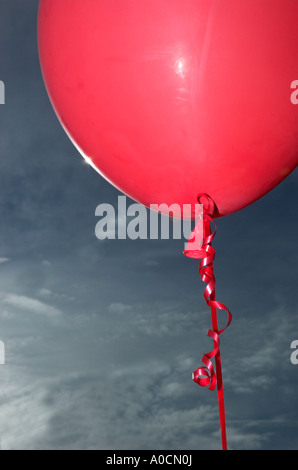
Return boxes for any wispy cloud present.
[1,293,62,318]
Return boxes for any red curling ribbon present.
[184,194,232,451]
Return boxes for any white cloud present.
[1,293,62,318]
[108,303,133,314]
[38,288,52,297]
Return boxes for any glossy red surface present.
[38,0,298,218]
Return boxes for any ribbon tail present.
[183,194,232,451]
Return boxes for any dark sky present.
[0,0,297,450]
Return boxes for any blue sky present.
[0,0,297,450]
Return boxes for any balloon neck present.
[197,193,215,217]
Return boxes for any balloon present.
[38,0,298,218]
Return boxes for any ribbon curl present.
[183,194,232,450]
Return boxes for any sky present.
[0,0,297,450]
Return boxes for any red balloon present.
[38,0,298,218]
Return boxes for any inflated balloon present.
[38,0,298,218]
[38,0,298,450]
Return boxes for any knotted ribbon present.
[183,194,232,450]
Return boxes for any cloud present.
[108,303,133,315]
[1,293,62,318]
[107,300,209,339]
[0,357,220,450]
[38,288,52,297]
